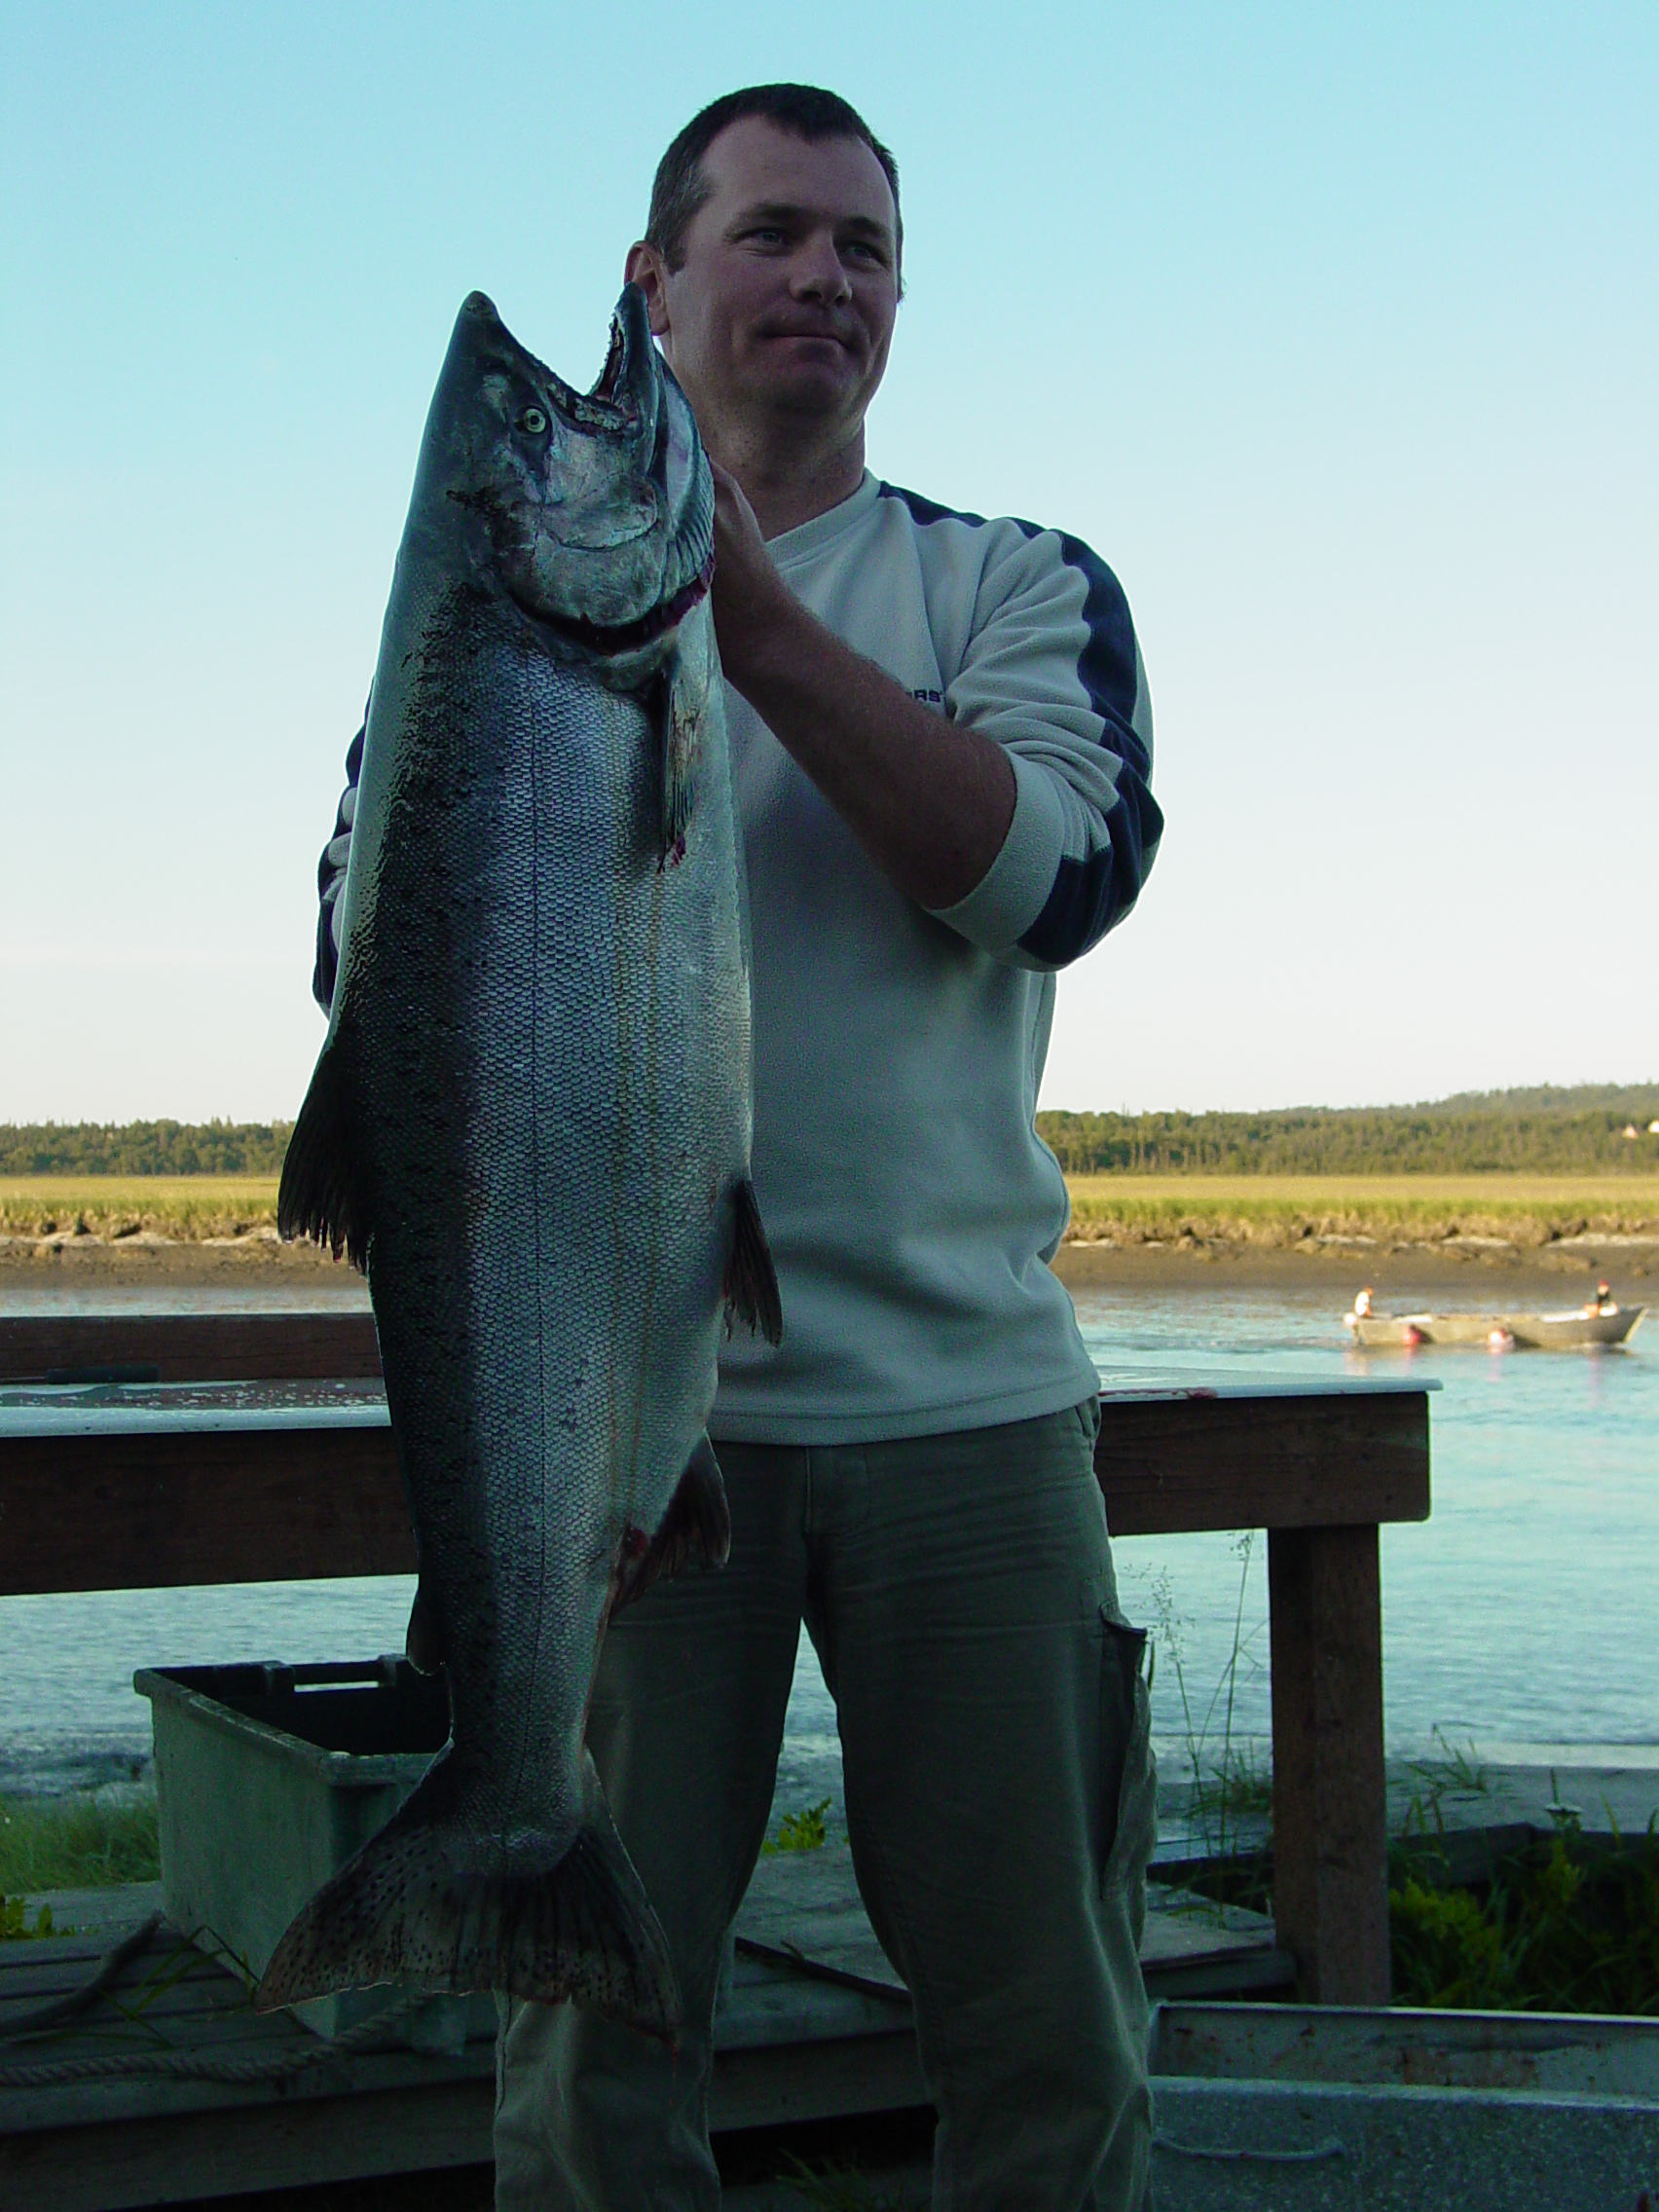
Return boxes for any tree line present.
[4,1084,1657,1179]
[1037,1085,1659,1176]
[1,1121,294,1177]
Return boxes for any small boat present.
[1344,1290,1646,1351]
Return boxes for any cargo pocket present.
[1099,1607,1158,1902]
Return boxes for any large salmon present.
[257,288,780,2042]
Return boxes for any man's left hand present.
[708,460,798,687]
[702,461,1015,913]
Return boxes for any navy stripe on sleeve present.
[1017,532,1161,967]
[877,484,1162,966]
[312,718,365,1013]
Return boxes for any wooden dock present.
[1,1846,1288,2210]
[0,1309,1431,2205]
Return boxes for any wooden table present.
[0,1310,1432,2006]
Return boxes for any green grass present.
[1161,1797,1659,2015]
[1147,1534,1272,1859]
[0,1175,279,1241]
[1398,1730,1493,1827]
[761,1799,831,1857]
[781,2161,921,2210]
[1391,1812,1659,2013]
[1186,1743,1273,1829]
[6,1168,1657,1250]
[0,1791,161,1902]
[1062,1172,1659,1249]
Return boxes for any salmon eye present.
[519,406,548,434]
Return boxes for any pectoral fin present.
[277,1028,373,1270]
[724,1178,783,1346]
[612,1436,732,1612]
[658,617,715,859]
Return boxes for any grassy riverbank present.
[1062,1173,1659,1252]
[0,1176,280,1242]
[5,1172,1659,1256]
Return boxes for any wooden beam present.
[0,2081,492,2212]
[0,1386,1431,1596]
[1268,1524,1392,2005]
[0,1310,381,1384]
[0,1429,415,1595]
[1095,1389,1429,1534]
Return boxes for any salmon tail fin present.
[277,1031,372,1268]
[724,1177,782,1346]
[613,1436,731,1611]
[252,1753,681,2044]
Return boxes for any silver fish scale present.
[262,289,761,2029]
[337,573,753,1849]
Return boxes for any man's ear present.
[623,241,672,341]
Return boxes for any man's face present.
[633,117,900,444]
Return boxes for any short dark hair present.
[645,84,903,294]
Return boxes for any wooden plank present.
[0,1427,415,1595]
[2,2032,928,2212]
[0,1952,242,2017]
[709,2023,927,2135]
[1095,1389,1430,1534]
[1268,1524,1392,2005]
[0,1903,1289,2209]
[1146,1948,1295,2001]
[0,1311,380,1385]
[0,2079,492,2212]
[0,1386,1430,1596]
[736,1843,905,1997]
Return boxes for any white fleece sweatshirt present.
[313,470,1160,1444]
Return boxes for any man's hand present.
[706,461,1015,914]
[708,461,794,689]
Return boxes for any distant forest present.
[0,1121,294,1176]
[4,1085,1658,1178]
[1038,1085,1659,1175]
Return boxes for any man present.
[313,84,1162,2212]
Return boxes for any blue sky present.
[3,1,1654,1121]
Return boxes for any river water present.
[2,1279,1654,1797]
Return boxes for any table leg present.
[1267,1523,1391,2004]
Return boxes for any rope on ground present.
[0,1960,440,2088]
[0,1911,164,2041]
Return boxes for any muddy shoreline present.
[2,1229,1652,1305]
[1052,1233,1656,1303]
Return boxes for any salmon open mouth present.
[470,283,713,653]
[535,315,640,435]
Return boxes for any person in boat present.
[310,84,1163,2212]
[1586,1279,1614,1316]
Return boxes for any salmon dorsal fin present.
[277,1030,373,1270]
[724,1178,782,1346]
[612,1436,731,1613]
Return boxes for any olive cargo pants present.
[494,1400,1157,2210]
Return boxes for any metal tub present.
[1150,2001,1659,2210]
